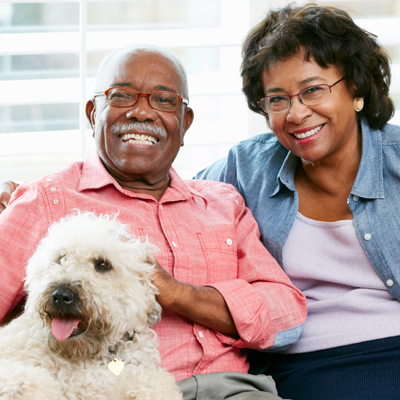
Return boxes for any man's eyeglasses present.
[94,87,189,112]
[258,77,345,114]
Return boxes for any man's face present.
[87,50,193,185]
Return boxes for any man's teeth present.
[294,125,323,139]
[121,133,158,145]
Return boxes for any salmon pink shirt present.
[0,151,306,381]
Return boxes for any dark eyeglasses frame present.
[93,87,189,112]
[258,77,345,113]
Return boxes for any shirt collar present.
[77,150,209,205]
[271,152,298,196]
[163,168,209,207]
[77,151,116,192]
[271,119,384,199]
[351,119,384,199]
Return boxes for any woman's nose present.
[286,95,312,123]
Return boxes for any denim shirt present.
[196,120,400,301]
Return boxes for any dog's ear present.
[147,301,162,327]
[143,251,162,326]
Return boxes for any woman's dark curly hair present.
[241,3,394,130]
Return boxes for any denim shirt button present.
[364,233,372,241]
[353,195,359,202]
[386,279,394,287]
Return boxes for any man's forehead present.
[97,48,182,91]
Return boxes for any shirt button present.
[226,239,233,246]
[51,187,56,192]
[160,205,163,209]
[235,200,238,204]
[386,279,394,287]
[353,195,359,202]
[199,331,204,338]
[53,199,59,204]
[172,241,177,248]
[364,233,372,241]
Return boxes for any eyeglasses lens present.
[149,93,179,111]
[300,85,329,104]
[108,88,136,107]
[262,96,290,113]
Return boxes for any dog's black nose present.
[51,287,75,307]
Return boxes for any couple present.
[1,4,400,400]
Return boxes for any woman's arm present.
[0,181,19,213]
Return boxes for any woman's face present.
[261,49,359,164]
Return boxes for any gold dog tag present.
[108,357,125,376]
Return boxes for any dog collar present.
[106,332,135,376]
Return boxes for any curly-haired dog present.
[0,212,182,400]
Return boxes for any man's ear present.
[181,107,194,146]
[85,99,96,131]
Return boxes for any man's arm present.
[0,182,49,323]
[152,184,307,346]
[206,186,307,351]
[152,259,238,337]
[0,181,19,213]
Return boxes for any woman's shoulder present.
[195,132,289,184]
[380,122,400,145]
[234,132,282,150]
[232,132,289,163]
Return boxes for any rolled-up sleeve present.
[211,192,307,351]
[0,183,50,323]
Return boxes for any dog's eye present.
[94,259,112,272]
[56,255,66,264]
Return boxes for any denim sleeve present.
[194,152,238,190]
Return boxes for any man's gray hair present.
[94,44,189,99]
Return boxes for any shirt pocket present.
[197,224,238,283]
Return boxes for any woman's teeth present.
[293,124,324,139]
[121,133,158,145]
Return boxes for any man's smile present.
[120,133,158,145]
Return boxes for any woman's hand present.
[0,181,19,214]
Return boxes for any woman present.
[197,3,400,399]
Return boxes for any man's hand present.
[0,181,19,214]
[150,258,238,337]
[151,258,184,307]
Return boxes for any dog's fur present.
[0,212,182,400]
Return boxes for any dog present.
[0,212,182,400]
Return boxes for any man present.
[0,45,306,399]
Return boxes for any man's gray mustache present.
[111,122,167,138]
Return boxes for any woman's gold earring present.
[354,98,364,112]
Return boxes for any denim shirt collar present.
[271,152,298,196]
[351,120,384,199]
[271,119,384,199]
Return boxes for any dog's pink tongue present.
[51,317,81,341]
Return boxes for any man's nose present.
[286,95,312,123]
[125,95,158,121]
